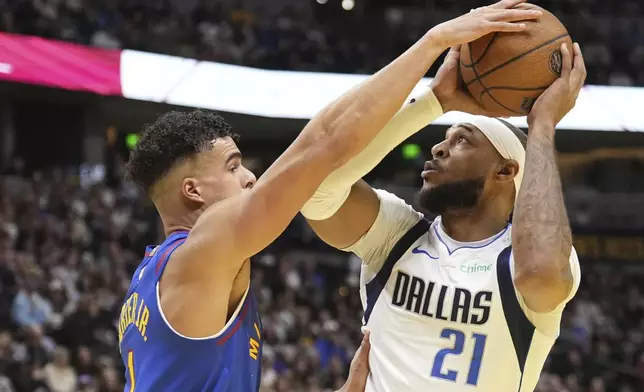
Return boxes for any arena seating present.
[1,0,643,85]
[1,0,643,390]
[1,157,643,391]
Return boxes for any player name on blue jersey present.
[117,231,263,392]
[118,292,150,345]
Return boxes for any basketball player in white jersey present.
[300,22,586,392]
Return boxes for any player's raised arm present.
[302,84,442,253]
[512,42,586,313]
[304,1,542,256]
[183,0,542,268]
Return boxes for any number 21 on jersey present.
[430,328,487,386]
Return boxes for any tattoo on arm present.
[512,131,573,280]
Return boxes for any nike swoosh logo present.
[411,246,438,260]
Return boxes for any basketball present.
[460,4,573,117]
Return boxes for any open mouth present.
[421,161,440,179]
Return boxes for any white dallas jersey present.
[347,190,581,392]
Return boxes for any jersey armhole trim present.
[496,245,535,383]
[154,231,252,342]
[154,235,187,275]
[363,218,431,324]
[156,283,250,341]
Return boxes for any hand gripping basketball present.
[428,0,542,49]
[528,42,587,128]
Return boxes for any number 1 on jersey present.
[430,328,487,386]
[127,350,136,392]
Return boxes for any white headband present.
[462,115,526,201]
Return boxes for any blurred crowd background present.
[1,0,644,85]
[1,149,643,392]
[1,0,644,392]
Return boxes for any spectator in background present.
[43,346,76,392]
[24,324,55,369]
[0,376,14,392]
[11,277,54,330]
[0,331,16,392]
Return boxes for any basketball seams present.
[481,89,526,115]
[480,85,551,93]
[478,86,551,114]
[461,33,500,68]
[463,32,570,86]
[459,6,571,116]
[478,85,551,98]
[466,41,525,115]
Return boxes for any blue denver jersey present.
[117,231,262,392]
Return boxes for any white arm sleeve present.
[343,189,423,273]
[301,87,443,220]
[511,247,582,337]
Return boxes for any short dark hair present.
[126,110,238,193]
[497,119,528,149]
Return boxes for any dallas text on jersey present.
[392,270,493,325]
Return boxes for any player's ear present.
[495,160,519,183]
[181,177,205,205]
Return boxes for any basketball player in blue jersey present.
[301,18,586,392]
[116,1,541,390]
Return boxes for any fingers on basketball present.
[482,9,541,34]
[460,5,573,116]
[446,46,461,61]
[571,43,587,88]
[488,9,542,22]
[486,21,527,33]
[488,0,529,10]
[559,43,573,79]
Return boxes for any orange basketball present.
[460,4,573,117]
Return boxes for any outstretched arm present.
[512,42,587,313]
[185,30,445,269]
[158,0,543,339]
[303,86,443,250]
[162,26,452,338]
[183,0,541,269]
[304,4,542,251]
